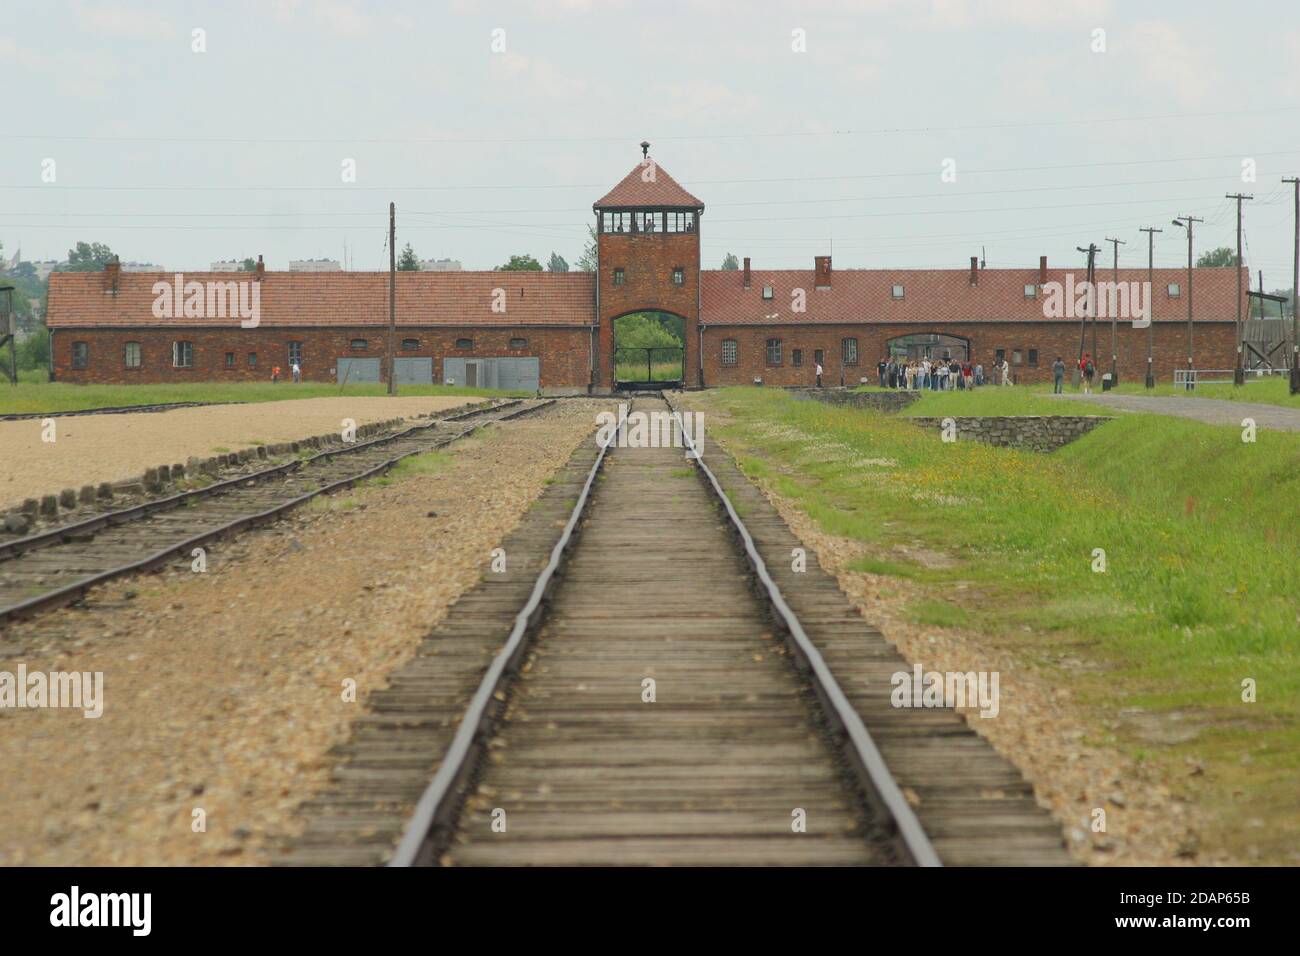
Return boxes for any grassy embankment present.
[697,386,1300,863]
[0,373,525,414]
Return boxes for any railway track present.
[0,398,553,626]
[0,400,241,422]
[361,395,935,866]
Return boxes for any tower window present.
[671,267,684,286]
[667,211,696,233]
[721,339,737,366]
[603,211,629,233]
[613,267,625,286]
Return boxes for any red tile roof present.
[47,271,596,329]
[701,266,1248,325]
[593,160,703,209]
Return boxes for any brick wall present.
[50,326,592,387]
[702,321,1238,387]
[597,229,700,388]
[908,416,1113,452]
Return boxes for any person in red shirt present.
[272,365,281,383]
[1079,353,1095,394]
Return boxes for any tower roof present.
[594,157,703,209]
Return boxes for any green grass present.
[1092,375,1300,408]
[0,379,525,415]
[387,450,452,478]
[900,388,1112,417]
[697,386,1300,862]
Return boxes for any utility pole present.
[1139,227,1162,388]
[1075,244,1099,387]
[1172,215,1203,389]
[1105,236,1125,386]
[1284,177,1300,393]
[0,284,14,387]
[1226,193,1253,385]
[387,202,397,396]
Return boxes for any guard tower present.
[593,142,704,389]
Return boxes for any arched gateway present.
[593,144,704,390]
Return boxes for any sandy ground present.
[1,396,476,511]
[0,400,609,865]
[678,393,1212,867]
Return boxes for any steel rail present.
[0,400,551,626]
[663,393,942,868]
[0,400,244,422]
[0,399,512,562]
[387,399,632,867]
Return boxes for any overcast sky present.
[4,0,1299,283]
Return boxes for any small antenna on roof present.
[640,140,650,160]
[981,245,986,269]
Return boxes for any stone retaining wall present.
[787,388,920,412]
[908,415,1112,452]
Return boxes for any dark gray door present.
[465,362,478,387]
[496,357,539,391]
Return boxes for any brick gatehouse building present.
[47,150,1245,390]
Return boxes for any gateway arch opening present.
[886,332,971,363]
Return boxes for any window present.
[995,348,1006,365]
[288,341,303,364]
[1012,349,1023,365]
[248,352,258,367]
[172,341,194,368]
[761,285,774,300]
[671,267,684,286]
[721,339,738,366]
[455,337,473,350]
[791,349,803,367]
[509,337,528,350]
[613,267,625,286]
[349,338,368,350]
[766,338,783,366]
[842,337,859,366]
[814,349,824,367]
[1024,284,1038,299]
[891,284,905,300]
[1167,282,1181,298]
[1027,349,1039,367]
[124,341,141,368]
[401,338,420,351]
[634,211,662,233]
[667,211,695,233]
[603,211,629,233]
[71,341,89,369]
[225,351,236,367]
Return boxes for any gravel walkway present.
[1,396,476,510]
[0,400,610,865]
[1049,391,1300,430]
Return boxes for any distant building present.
[289,259,342,272]
[31,261,61,282]
[419,258,462,272]
[121,261,164,273]
[211,260,245,272]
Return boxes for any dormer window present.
[1167,283,1181,298]
[762,285,774,300]
[891,284,905,299]
[1024,284,1037,299]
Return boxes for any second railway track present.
[0,398,553,626]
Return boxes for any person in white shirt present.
[291,361,301,384]
[815,362,823,387]
[1000,358,1011,386]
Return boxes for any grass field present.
[0,375,525,415]
[696,387,1300,862]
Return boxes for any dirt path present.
[1,395,475,510]
[0,400,611,865]
[1049,391,1300,430]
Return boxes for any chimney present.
[815,255,832,288]
[1039,255,1048,286]
[255,254,265,281]
[743,257,751,288]
[969,256,979,286]
[105,256,120,293]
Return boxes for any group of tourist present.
[876,356,1013,390]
